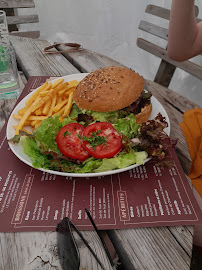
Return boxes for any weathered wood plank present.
[108,226,192,270]
[145,79,200,113]
[56,44,125,73]
[0,231,114,270]
[0,0,35,8]
[145,5,171,20]
[137,38,202,81]
[75,231,114,270]
[139,21,168,40]
[139,20,202,40]
[7,15,39,25]
[10,36,79,78]
[154,60,176,87]
[145,5,199,20]
[168,226,193,255]
[10,30,40,38]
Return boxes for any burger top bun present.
[73,66,145,112]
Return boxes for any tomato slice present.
[82,122,122,159]
[56,123,90,161]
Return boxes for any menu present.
[0,76,202,232]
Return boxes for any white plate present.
[7,73,170,178]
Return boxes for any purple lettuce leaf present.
[137,113,177,160]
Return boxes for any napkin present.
[180,108,202,197]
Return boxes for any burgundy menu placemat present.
[0,76,202,232]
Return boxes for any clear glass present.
[0,10,20,99]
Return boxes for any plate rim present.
[7,73,170,178]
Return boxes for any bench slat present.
[0,0,35,8]
[145,4,199,20]
[137,38,202,80]
[139,21,168,40]
[7,15,39,25]
[139,20,202,40]
[10,31,40,38]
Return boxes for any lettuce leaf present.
[78,157,103,173]
[21,135,82,172]
[20,136,52,168]
[137,113,177,160]
[34,115,62,154]
[69,103,82,119]
[62,116,77,126]
[113,113,139,138]
[94,150,147,173]
[81,109,119,123]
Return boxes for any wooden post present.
[154,60,176,87]
[3,8,18,32]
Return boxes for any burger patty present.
[122,90,152,115]
[78,113,94,126]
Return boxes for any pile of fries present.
[13,79,79,135]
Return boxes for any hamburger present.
[73,66,152,124]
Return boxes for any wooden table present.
[0,36,200,270]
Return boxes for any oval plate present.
[7,73,170,178]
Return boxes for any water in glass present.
[0,10,20,99]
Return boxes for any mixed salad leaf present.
[9,105,177,173]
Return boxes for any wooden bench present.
[1,0,40,38]
[137,4,202,87]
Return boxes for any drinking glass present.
[0,10,20,99]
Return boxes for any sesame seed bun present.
[73,66,145,112]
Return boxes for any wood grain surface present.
[0,0,35,8]
[10,36,79,78]
[10,31,40,39]
[145,4,199,20]
[56,44,125,73]
[108,226,192,270]
[7,15,39,25]
[139,20,168,40]
[0,230,114,270]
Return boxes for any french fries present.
[14,79,79,134]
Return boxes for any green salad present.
[9,103,176,174]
